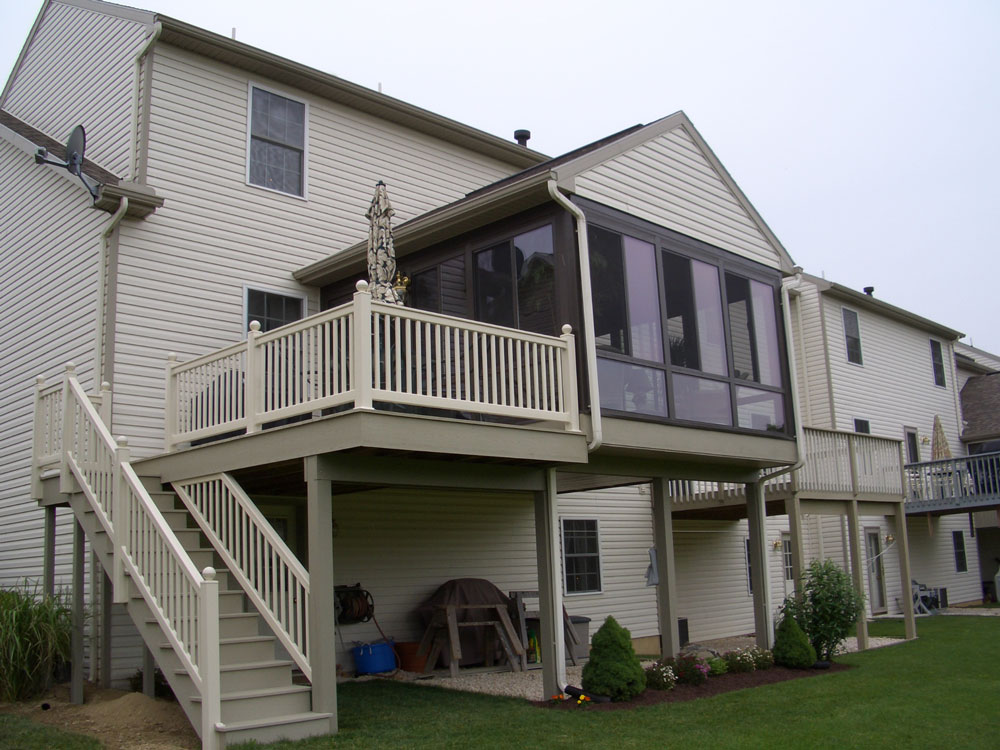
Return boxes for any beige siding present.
[820,294,962,455]
[906,515,982,605]
[2,1,151,176]
[110,44,522,455]
[787,279,834,429]
[0,134,105,589]
[574,126,783,270]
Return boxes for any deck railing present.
[905,451,1000,513]
[166,281,580,450]
[796,428,904,496]
[37,367,222,749]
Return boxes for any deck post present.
[142,645,155,697]
[534,468,565,698]
[785,494,805,594]
[894,501,917,640]
[43,506,56,597]
[100,567,112,688]
[245,322,262,433]
[846,499,869,650]
[71,517,85,705]
[353,281,373,410]
[746,480,773,648]
[651,477,680,658]
[305,456,338,733]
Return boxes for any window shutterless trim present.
[842,307,863,365]
[560,517,603,596]
[243,284,308,335]
[930,339,946,387]
[246,81,309,200]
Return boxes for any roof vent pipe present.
[514,129,531,147]
[864,286,875,296]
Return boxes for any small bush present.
[773,613,817,669]
[581,616,646,702]
[723,648,757,673]
[0,582,72,701]
[749,646,774,670]
[783,560,865,661]
[707,657,728,676]
[644,660,677,690]
[664,654,709,685]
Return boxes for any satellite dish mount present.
[35,125,101,200]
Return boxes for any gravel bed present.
[360,635,904,701]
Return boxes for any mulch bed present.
[533,663,852,711]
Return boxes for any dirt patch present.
[0,682,199,750]
[534,663,853,710]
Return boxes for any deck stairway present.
[33,368,331,748]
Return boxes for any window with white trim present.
[782,534,794,581]
[562,519,601,594]
[246,288,304,332]
[953,530,967,573]
[930,339,946,387]
[248,85,306,196]
[745,538,753,594]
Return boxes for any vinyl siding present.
[819,293,962,455]
[2,1,151,176]
[906,515,982,605]
[787,280,834,429]
[574,126,783,271]
[0,135,105,590]
[109,43,521,455]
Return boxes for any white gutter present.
[129,22,162,181]
[547,180,602,452]
[95,198,129,385]
[760,272,805,482]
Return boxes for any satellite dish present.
[35,124,101,200]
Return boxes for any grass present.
[2,617,994,749]
[0,714,101,749]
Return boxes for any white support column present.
[651,478,680,658]
[245,322,263,433]
[894,502,917,640]
[71,518,85,705]
[305,456,338,733]
[534,468,565,698]
[353,282,373,410]
[785,494,805,594]
[43,506,56,597]
[846,499,869,650]
[746,480,773,648]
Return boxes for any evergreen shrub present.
[783,560,865,661]
[581,616,646,701]
[773,613,817,669]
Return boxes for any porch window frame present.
[561,517,603,596]
[579,199,791,435]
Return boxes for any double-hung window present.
[562,519,601,594]
[953,530,967,573]
[248,85,307,197]
[246,288,304,332]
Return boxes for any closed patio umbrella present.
[931,414,952,460]
[366,181,403,305]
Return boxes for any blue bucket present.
[352,641,395,675]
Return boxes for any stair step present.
[219,635,276,664]
[217,659,295,691]
[216,711,333,745]
[148,611,260,639]
[160,509,191,531]
[148,491,178,512]
[193,685,312,724]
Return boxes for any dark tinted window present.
[843,308,863,364]
[409,267,440,313]
[589,225,627,353]
[563,519,601,594]
[930,340,946,387]
[247,289,303,332]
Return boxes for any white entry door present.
[865,529,887,614]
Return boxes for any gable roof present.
[0,108,118,185]
[297,113,796,285]
[803,272,964,341]
[961,372,1000,443]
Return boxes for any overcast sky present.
[3,0,998,353]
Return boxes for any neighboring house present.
[781,274,994,617]
[3,1,816,746]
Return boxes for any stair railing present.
[51,365,222,748]
[174,473,312,680]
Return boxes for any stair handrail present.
[173,473,312,680]
[56,366,222,748]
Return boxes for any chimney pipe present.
[514,129,531,147]
[864,286,875,296]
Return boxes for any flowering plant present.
[644,661,677,690]
[723,648,757,673]
[667,654,709,686]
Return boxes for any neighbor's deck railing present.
[166,281,580,449]
[905,451,1000,513]
[671,427,904,508]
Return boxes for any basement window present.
[562,519,602,594]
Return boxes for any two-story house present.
[3,1,807,745]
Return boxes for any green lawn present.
[3,617,995,749]
[0,714,102,749]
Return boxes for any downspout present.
[129,22,162,181]
[547,179,602,451]
[760,272,806,482]
[96,198,129,386]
